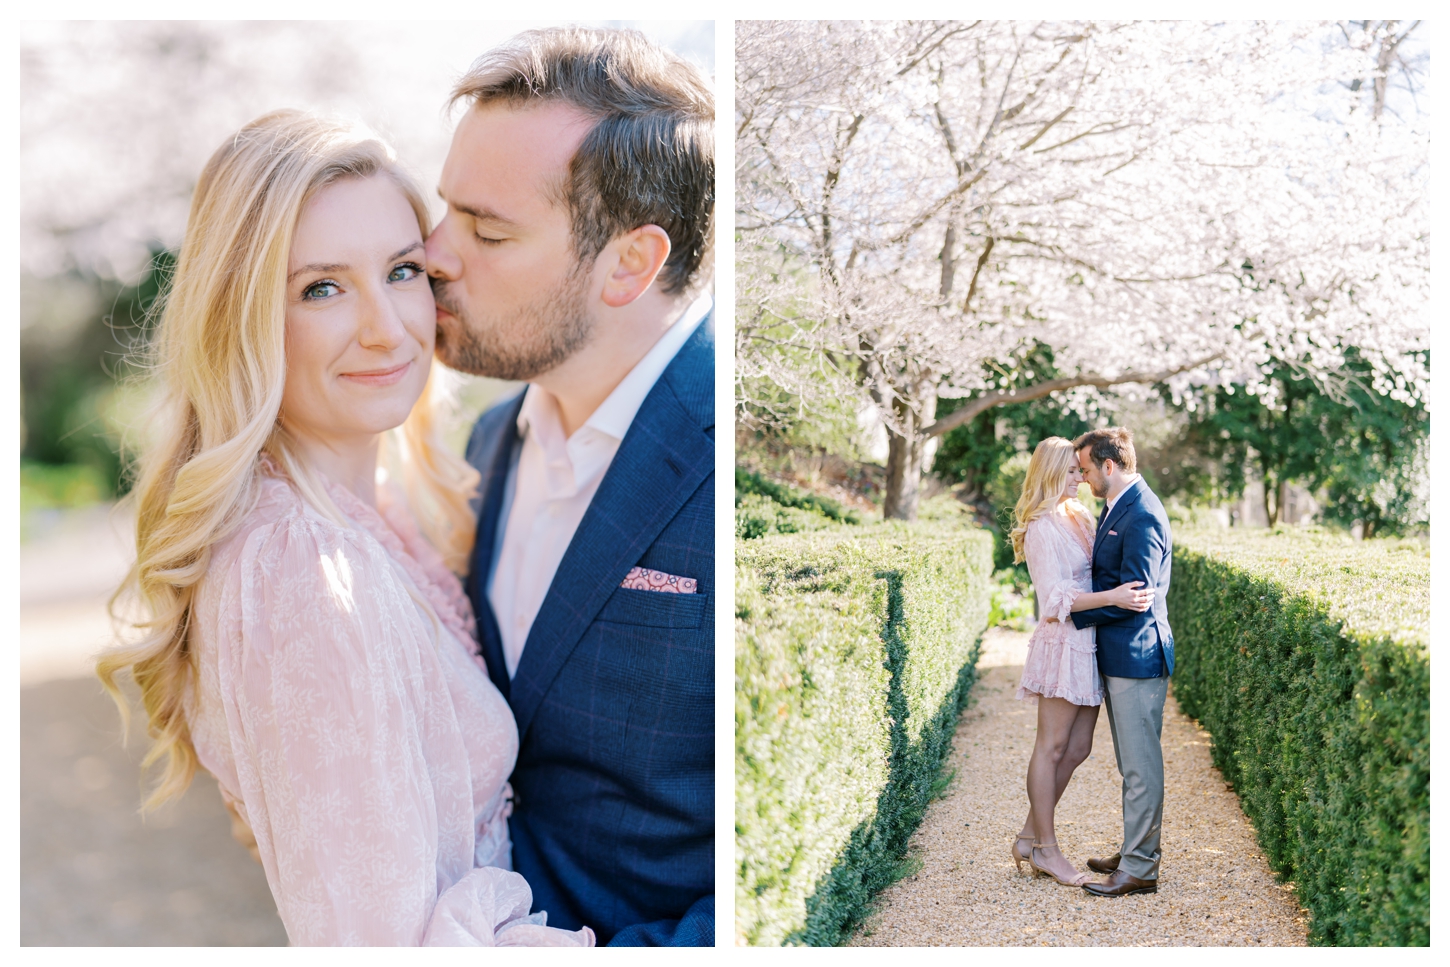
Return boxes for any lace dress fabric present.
[1016,509,1103,707]
[187,463,593,946]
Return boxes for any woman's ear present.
[600,225,671,308]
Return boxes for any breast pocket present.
[595,584,706,629]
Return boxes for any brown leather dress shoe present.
[1086,853,1121,874]
[1082,869,1157,897]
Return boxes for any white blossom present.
[736,20,1428,518]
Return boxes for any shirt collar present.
[583,292,712,442]
[513,293,711,444]
[1105,474,1141,512]
[514,293,711,494]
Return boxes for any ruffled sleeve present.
[212,512,591,947]
[1023,518,1083,623]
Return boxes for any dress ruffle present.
[1016,619,1103,706]
[423,867,593,947]
[1040,579,1082,624]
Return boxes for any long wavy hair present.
[1009,437,1094,564]
[96,110,480,811]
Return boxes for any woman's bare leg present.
[1017,697,1087,880]
[1018,703,1099,854]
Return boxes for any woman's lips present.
[339,361,412,387]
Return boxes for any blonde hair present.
[1009,437,1093,563]
[96,110,480,811]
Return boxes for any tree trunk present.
[1374,23,1395,121]
[938,219,957,298]
[1263,475,1281,527]
[882,393,937,521]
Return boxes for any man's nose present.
[424,223,461,281]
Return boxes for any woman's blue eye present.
[303,280,340,300]
[389,262,423,283]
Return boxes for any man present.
[424,28,714,945]
[1069,427,1173,898]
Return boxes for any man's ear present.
[600,225,671,308]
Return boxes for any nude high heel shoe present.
[1030,841,1091,887]
[1012,834,1034,873]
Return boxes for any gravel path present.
[850,628,1309,947]
[21,505,286,945]
[21,676,286,945]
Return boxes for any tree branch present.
[922,353,1224,438]
[961,236,995,312]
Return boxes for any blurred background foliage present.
[20,251,172,511]
[738,341,1429,595]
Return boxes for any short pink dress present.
[1016,508,1103,706]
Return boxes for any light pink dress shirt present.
[186,462,593,946]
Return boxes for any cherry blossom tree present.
[736,20,1428,520]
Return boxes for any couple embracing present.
[98,28,714,946]
[1009,428,1173,898]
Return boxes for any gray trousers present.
[1101,674,1168,880]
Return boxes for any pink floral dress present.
[1016,507,1103,707]
[186,461,593,946]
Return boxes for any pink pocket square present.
[621,566,697,594]
[1109,529,1118,536]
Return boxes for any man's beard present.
[431,263,594,381]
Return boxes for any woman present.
[96,111,592,946]
[1007,437,1154,887]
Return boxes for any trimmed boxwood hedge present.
[1169,528,1429,946]
[735,468,862,524]
[736,519,994,945]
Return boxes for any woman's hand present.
[1107,580,1155,612]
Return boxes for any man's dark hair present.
[1073,427,1137,474]
[450,26,714,296]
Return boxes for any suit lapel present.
[1094,478,1144,557]
[507,341,713,742]
[469,394,525,701]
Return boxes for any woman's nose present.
[357,285,408,351]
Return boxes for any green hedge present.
[736,519,994,945]
[1169,528,1429,946]
[736,468,862,524]
[735,493,839,540]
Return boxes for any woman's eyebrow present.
[287,242,422,283]
[288,261,347,282]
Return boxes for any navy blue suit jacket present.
[463,315,714,947]
[1069,478,1175,679]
